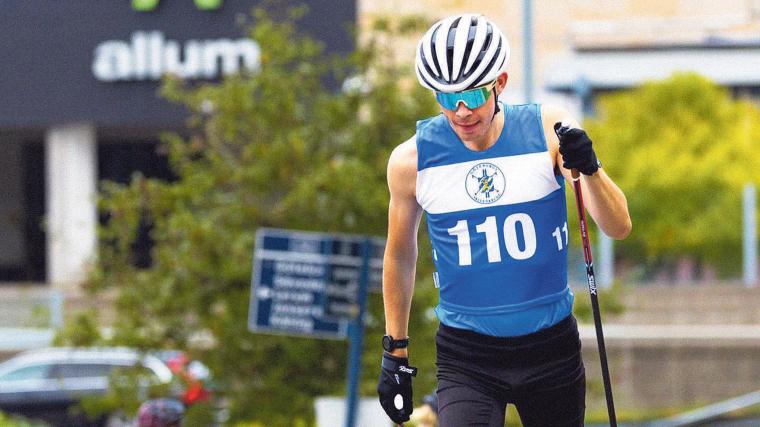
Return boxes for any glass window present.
[0,363,52,381]
[53,363,115,379]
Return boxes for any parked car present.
[0,347,210,427]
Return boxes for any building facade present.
[0,0,355,290]
[359,0,760,106]
[2,0,760,290]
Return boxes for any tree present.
[74,7,439,425]
[585,73,760,276]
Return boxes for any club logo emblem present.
[466,163,505,204]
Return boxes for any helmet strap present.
[492,87,500,118]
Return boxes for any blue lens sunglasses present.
[435,81,497,111]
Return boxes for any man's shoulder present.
[538,104,578,128]
[387,135,419,195]
[388,135,418,172]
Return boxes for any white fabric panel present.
[416,152,561,214]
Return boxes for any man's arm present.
[542,105,632,240]
[383,136,423,358]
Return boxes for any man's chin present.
[455,128,485,144]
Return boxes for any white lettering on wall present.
[92,31,261,82]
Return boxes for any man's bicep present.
[386,192,422,257]
[386,150,422,256]
[386,137,421,243]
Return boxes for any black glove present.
[377,352,417,424]
[554,122,601,176]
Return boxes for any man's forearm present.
[581,169,631,239]
[382,251,417,356]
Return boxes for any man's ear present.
[496,72,508,95]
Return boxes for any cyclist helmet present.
[415,14,510,93]
[137,398,185,427]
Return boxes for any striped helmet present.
[415,14,510,93]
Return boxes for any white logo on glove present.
[394,394,404,410]
[399,366,414,374]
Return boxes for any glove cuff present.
[381,353,418,377]
[580,158,602,176]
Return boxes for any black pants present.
[436,315,585,427]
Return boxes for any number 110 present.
[447,215,568,266]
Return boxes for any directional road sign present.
[248,228,384,340]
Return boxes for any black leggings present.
[436,315,586,427]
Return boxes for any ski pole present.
[571,169,617,426]
[557,124,618,427]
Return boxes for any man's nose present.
[455,102,472,118]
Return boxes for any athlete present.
[377,14,631,426]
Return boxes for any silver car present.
[0,347,174,426]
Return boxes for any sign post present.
[345,239,371,427]
[744,184,757,287]
[248,228,384,427]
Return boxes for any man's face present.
[440,94,497,144]
[438,73,508,146]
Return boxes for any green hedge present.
[0,412,48,427]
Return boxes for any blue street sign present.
[368,241,384,293]
[247,228,385,427]
[248,228,384,339]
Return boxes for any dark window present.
[98,140,174,185]
[0,139,45,283]
[52,363,115,379]
[98,140,175,268]
[21,141,46,282]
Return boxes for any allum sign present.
[132,0,223,11]
[92,31,260,82]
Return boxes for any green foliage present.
[0,412,48,427]
[25,304,51,328]
[572,281,626,323]
[184,401,217,426]
[85,6,438,426]
[585,73,760,275]
[52,310,102,347]
[78,365,171,419]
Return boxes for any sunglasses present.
[435,82,497,111]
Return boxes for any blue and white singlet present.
[415,103,573,337]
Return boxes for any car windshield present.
[0,364,52,381]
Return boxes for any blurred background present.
[1,0,760,426]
